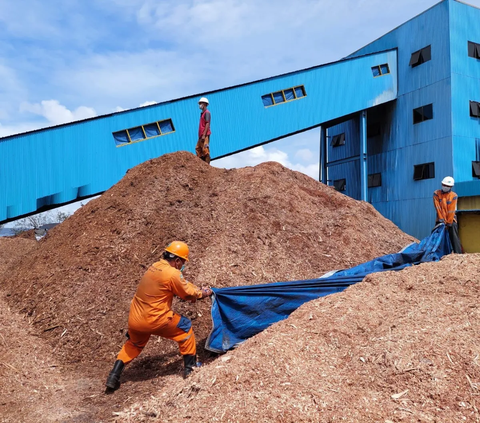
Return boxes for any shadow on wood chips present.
[2,152,477,422]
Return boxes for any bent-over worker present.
[105,241,213,391]
[433,176,463,254]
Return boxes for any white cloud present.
[214,144,319,180]
[52,50,207,110]
[19,100,96,126]
[0,63,27,120]
[0,122,40,138]
[295,148,315,162]
[140,101,157,107]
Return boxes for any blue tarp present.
[205,224,451,353]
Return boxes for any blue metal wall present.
[0,50,397,223]
[450,1,480,185]
[333,0,480,239]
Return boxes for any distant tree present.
[12,209,71,235]
[56,211,70,223]
[12,215,48,235]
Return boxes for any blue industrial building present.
[1,0,479,251]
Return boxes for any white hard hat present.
[198,97,209,105]
[441,176,454,187]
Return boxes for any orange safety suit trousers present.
[195,136,211,164]
[117,313,196,365]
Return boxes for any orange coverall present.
[117,259,203,364]
[433,189,458,225]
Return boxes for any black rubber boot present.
[183,354,197,379]
[105,360,125,391]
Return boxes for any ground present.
[1,152,477,422]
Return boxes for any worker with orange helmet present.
[105,241,213,391]
[433,176,463,253]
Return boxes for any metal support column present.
[319,126,327,184]
[360,110,368,201]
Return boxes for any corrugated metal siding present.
[0,50,397,222]
[328,160,361,200]
[349,1,451,97]
[450,1,480,185]
[339,0,464,239]
[374,197,436,239]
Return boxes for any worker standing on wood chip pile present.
[105,241,213,392]
[195,97,211,164]
[433,176,463,254]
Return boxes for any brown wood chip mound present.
[0,151,421,421]
[118,253,480,423]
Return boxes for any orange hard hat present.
[164,241,189,261]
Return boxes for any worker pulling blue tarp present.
[205,224,452,353]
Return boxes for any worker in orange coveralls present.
[105,241,213,391]
[433,176,463,254]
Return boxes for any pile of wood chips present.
[6,151,470,422]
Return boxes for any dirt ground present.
[2,151,477,422]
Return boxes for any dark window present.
[262,94,274,107]
[143,123,160,138]
[273,91,285,104]
[112,130,129,145]
[331,133,345,147]
[333,178,346,191]
[380,64,389,74]
[127,127,145,142]
[159,120,174,133]
[409,45,431,67]
[367,123,381,138]
[294,86,306,98]
[413,162,435,181]
[284,88,295,101]
[262,85,307,107]
[113,118,175,146]
[413,104,433,124]
[368,173,382,188]
[371,63,390,77]
[468,41,480,59]
[473,161,480,178]
[470,101,480,118]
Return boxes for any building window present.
[368,173,382,188]
[262,85,306,107]
[470,101,480,118]
[371,63,390,77]
[413,104,433,124]
[333,178,346,191]
[413,162,435,181]
[473,161,480,178]
[113,118,175,146]
[409,45,431,67]
[468,41,480,59]
[330,133,345,147]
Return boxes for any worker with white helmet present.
[196,97,212,164]
[433,176,463,253]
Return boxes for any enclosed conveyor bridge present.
[0,49,397,223]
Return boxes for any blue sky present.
[1,0,480,225]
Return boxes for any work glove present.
[201,287,213,298]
